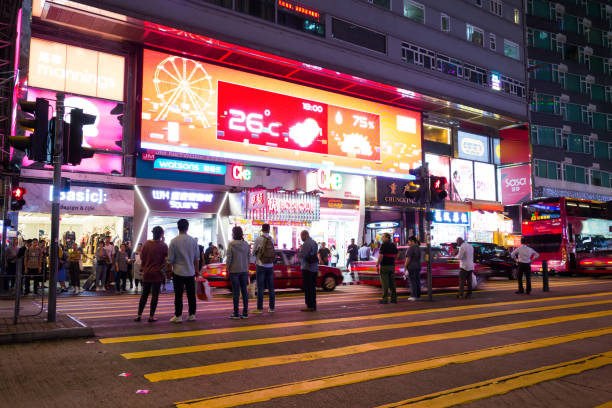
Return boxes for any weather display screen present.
[141,49,421,178]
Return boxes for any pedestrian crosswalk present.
[89,279,612,408]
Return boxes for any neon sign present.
[151,189,214,210]
[231,165,253,181]
[316,168,343,191]
[433,210,470,225]
[247,190,320,222]
[153,158,226,175]
[278,0,320,21]
[48,186,107,204]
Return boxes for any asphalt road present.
[1,276,612,408]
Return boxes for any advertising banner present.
[137,186,225,213]
[20,183,133,216]
[499,127,530,164]
[376,178,414,207]
[500,164,532,205]
[247,190,320,222]
[28,38,124,101]
[141,49,422,179]
[450,158,474,201]
[474,162,496,201]
[458,131,489,162]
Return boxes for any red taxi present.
[578,251,612,275]
[202,249,344,291]
[351,246,491,289]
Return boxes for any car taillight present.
[561,248,567,263]
[607,261,612,265]
[583,261,593,265]
[222,271,227,276]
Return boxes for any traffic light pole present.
[47,93,64,323]
[423,164,433,301]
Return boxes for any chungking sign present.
[28,38,125,101]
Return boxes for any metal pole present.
[47,92,64,322]
[542,260,549,292]
[1,176,9,284]
[424,164,433,301]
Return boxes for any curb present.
[342,281,361,285]
[0,314,94,345]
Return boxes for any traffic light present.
[9,98,51,163]
[405,167,425,202]
[65,108,96,165]
[430,176,448,207]
[10,186,27,211]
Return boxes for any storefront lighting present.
[296,189,305,195]
[216,192,229,250]
[134,185,150,249]
[254,185,266,190]
[276,187,287,193]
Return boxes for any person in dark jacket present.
[226,226,251,319]
[298,230,319,312]
[135,227,168,322]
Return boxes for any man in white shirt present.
[358,243,371,261]
[455,237,474,299]
[168,218,200,322]
[511,238,539,295]
[252,223,275,314]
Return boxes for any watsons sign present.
[153,158,226,175]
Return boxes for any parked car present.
[351,246,492,290]
[201,249,343,291]
[577,250,612,275]
[441,242,517,280]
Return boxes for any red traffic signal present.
[12,187,26,199]
[10,186,27,211]
[430,176,447,204]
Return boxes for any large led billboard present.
[140,49,422,179]
[474,162,496,201]
[450,158,474,201]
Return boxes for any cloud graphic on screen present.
[288,118,322,148]
[340,133,373,156]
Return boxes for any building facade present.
[527,0,612,201]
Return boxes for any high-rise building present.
[527,0,612,201]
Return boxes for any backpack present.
[257,236,275,264]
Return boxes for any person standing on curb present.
[376,233,398,304]
[227,226,251,319]
[252,223,275,314]
[455,237,474,299]
[318,242,331,266]
[131,242,144,293]
[94,242,107,292]
[346,239,359,271]
[67,242,81,295]
[298,230,319,312]
[404,236,421,301]
[135,226,168,323]
[511,237,539,295]
[168,219,200,323]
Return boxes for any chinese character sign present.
[432,210,470,225]
[247,190,320,222]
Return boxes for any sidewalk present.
[0,298,94,344]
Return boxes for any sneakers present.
[148,317,158,322]
[408,297,416,301]
[390,299,398,304]
[300,307,315,312]
[188,314,196,321]
[378,299,388,304]
[252,309,263,314]
[241,314,249,319]
[170,315,182,323]
[229,314,241,320]
[134,316,141,322]
[268,308,275,313]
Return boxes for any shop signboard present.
[20,183,134,216]
[138,186,224,213]
[499,127,530,164]
[136,158,226,185]
[306,170,364,201]
[432,210,470,225]
[153,158,226,175]
[28,37,124,101]
[500,164,532,205]
[450,158,474,201]
[320,197,359,210]
[141,49,422,180]
[458,131,489,162]
[247,190,320,222]
[376,178,418,206]
[474,162,496,201]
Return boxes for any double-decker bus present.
[521,197,612,273]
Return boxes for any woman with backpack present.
[252,223,276,314]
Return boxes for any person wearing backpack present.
[252,223,276,314]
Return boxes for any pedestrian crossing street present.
[71,278,612,407]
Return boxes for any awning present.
[469,200,504,212]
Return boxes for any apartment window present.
[424,124,450,144]
[514,8,520,24]
[441,13,450,32]
[593,112,607,130]
[591,84,606,101]
[561,103,582,122]
[331,18,387,53]
[605,86,612,103]
[594,141,611,159]
[532,93,559,114]
[277,7,325,37]
[590,55,605,74]
[466,24,484,46]
[531,126,564,148]
[403,0,425,23]
[567,134,591,154]
[504,40,520,59]
[591,170,611,188]
[527,0,551,18]
[564,164,588,184]
[234,0,275,22]
[489,34,497,50]
[535,159,561,179]
[490,0,502,17]
[581,106,593,126]
[367,0,391,8]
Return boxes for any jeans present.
[379,265,396,302]
[173,274,196,317]
[231,272,249,316]
[302,270,317,309]
[138,282,161,317]
[517,262,532,294]
[95,264,107,289]
[408,268,421,298]
[256,265,275,310]
[459,269,473,298]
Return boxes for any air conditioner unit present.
[560,94,570,102]
[583,18,592,28]
[584,47,594,56]
[588,104,597,112]
[592,162,600,170]
[563,125,572,133]
[555,3,565,13]
[558,63,569,73]
[591,133,598,140]
[563,158,573,164]
[556,33,567,43]
[586,75,596,84]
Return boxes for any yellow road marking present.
[123,298,612,359]
[595,401,612,408]
[100,291,612,344]
[376,351,612,408]
[174,326,612,408]
[145,309,612,382]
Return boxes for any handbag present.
[196,277,211,301]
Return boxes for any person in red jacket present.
[135,226,168,322]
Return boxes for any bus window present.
[568,224,574,242]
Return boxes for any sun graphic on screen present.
[153,56,214,128]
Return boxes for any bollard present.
[542,260,549,292]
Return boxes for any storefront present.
[17,182,134,268]
[368,177,418,245]
[469,210,513,245]
[134,185,231,248]
[430,209,470,247]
